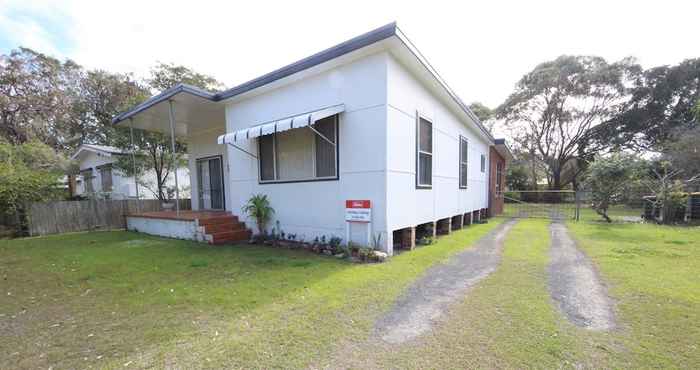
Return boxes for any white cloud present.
[1,0,699,107]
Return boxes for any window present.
[459,136,468,188]
[416,116,433,188]
[496,162,504,196]
[258,114,338,183]
[100,165,113,192]
[81,169,94,193]
[480,154,486,173]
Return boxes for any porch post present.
[128,118,141,213]
[168,99,181,216]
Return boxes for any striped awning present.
[217,104,344,144]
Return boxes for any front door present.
[197,156,225,210]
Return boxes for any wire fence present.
[500,190,646,222]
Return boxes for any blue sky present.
[1,0,698,107]
[0,2,74,56]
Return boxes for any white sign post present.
[345,200,371,247]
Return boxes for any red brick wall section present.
[489,147,506,216]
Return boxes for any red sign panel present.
[346,200,371,209]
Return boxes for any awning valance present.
[217,104,345,144]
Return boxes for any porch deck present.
[127,210,231,221]
[126,210,251,244]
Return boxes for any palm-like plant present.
[242,194,275,236]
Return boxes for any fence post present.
[575,191,581,221]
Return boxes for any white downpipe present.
[128,118,141,213]
[168,100,181,216]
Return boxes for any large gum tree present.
[497,55,639,190]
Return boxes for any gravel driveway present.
[548,222,616,330]
[374,219,517,344]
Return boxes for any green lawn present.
[567,222,700,368]
[335,219,625,368]
[0,221,502,369]
[1,218,698,369]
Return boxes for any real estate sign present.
[345,200,371,223]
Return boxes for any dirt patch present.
[374,219,517,344]
[548,222,616,330]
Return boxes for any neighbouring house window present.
[481,154,486,173]
[258,114,338,183]
[81,169,95,193]
[100,165,113,192]
[496,162,504,195]
[459,136,468,188]
[416,116,433,188]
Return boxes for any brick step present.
[198,215,239,226]
[209,229,251,245]
[203,221,247,234]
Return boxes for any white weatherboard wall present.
[187,127,229,210]
[75,151,136,198]
[75,151,191,200]
[385,54,490,232]
[224,52,389,250]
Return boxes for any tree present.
[586,153,640,222]
[641,160,700,224]
[0,48,82,151]
[506,162,531,191]
[147,62,224,92]
[113,63,223,200]
[468,102,496,133]
[0,140,70,232]
[597,59,700,151]
[70,70,147,147]
[497,55,639,190]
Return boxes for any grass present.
[338,219,624,368]
[2,218,698,368]
[0,220,502,369]
[567,221,700,368]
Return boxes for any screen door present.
[197,156,224,210]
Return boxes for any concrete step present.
[209,229,251,245]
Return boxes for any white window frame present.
[459,136,468,189]
[257,114,339,184]
[416,112,433,189]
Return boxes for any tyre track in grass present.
[374,219,518,344]
[548,222,616,330]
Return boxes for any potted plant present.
[161,187,176,211]
[242,194,275,242]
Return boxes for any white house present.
[113,23,510,253]
[70,144,190,200]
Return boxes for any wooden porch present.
[126,210,251,245]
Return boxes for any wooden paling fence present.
[26,199,191,236]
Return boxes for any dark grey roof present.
[112,22,492,141]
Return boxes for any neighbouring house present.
[113,22,511,253]
[69,144,190,200]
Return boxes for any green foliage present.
[598,58,700,150]
[586,153,641,222]
[147,62,224,93]
[468,102,493,122]
[506,162,530,190]
[0,47,147,152]
[242,194,275,236]
[0,140,67,216]
[112,127,187,200]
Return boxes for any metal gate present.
[500,190,582,220]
